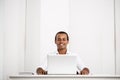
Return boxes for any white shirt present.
[39,51,87,73]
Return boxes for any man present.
[36,31,89,75]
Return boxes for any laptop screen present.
[47,54,77,75]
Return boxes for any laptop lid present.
[47,54,77,75]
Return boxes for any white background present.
[0,0,120,80]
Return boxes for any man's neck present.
[58,49,67,54]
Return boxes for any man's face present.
[55,33,69,50]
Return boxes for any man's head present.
[55,31,69,50]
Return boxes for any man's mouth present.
[59,44,64,46]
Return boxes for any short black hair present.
[55,31,69,41]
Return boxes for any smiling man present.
[55,31,69,54]
[36,31,89,75]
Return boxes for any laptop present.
[47,54,77,75]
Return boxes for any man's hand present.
[36,67,47,75]
[80,68,89,75]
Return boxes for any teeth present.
[60,44,63,45]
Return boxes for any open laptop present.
[47,54,77,75]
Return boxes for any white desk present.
[9,75,120,80]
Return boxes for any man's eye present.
[57,39,61,41]
[57,38,67,41]
[63,38,67,41]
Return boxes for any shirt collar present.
[55,50,70,55]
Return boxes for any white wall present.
[69,0,115,74]
[115,0,120,75]
[0,0,4,79]
[2,0,25,79]
[0,26,3,80]
[25,0,41,73]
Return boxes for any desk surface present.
[9,75,120,80]
[10,75,120,78]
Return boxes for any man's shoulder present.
[67,51,78,56]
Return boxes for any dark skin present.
[36,32,89,75]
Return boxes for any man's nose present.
[59,40,64,43]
